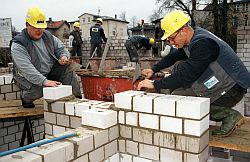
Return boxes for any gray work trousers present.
[21,63,82,102]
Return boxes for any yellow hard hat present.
[26,7,47,28]
[161,10,190,40]
[149,38,155,44]
[96,18,103,24]
[73,22,80,28]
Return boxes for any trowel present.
[132,63,142,84]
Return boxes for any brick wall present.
[63,37,154,67]
[0,74,84,152]
[0,73,21,100]
[0,72,45,152]
[37,88,209,162]
[0,47,10,67]
[236,26,250,115]
[0,116,44,152]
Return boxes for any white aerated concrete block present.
[139,143,159,161]
[109,153,120,162]
[27,140,74,162]
[133,93,164,113]
[184,115,209,136]
[139,113,159,129]
[81,108,117,129]
[126,112,138,126]
[177,96,210,120]
[160,116,182,134]
[0,151,42,162]
[65,101,78,115]
[184,146,209,162]
[0,76,4,85]
[120,153,132,162]
[68,132,94,157]
[2,74,13,84]
[43,85,72,100]
[75,100,102,116]
[114,90,145,110]
[154,95,186,116]
[160,148,182,162]
[119,111,125,124]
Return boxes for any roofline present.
[79,12,129,23]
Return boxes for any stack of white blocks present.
[114,90,210,162]
[1,87,211,162]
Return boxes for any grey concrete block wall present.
[63,37,155,67]
[237,26,250,115]
[0,116,44,152]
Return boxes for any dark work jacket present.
[189,27,250,102]
[128,35,152,50]
[69,30,83,46]
[90,24,107,44]
[153,27,250,102]
[11,29,56,89]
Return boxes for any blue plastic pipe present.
[0,132,80,157]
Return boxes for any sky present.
[0,0,158,31]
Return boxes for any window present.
[112,31,116,36]
[235,4,240,12]
[232,16,238,28]
[82,18,85,23]
[88,17,90,22]
[243,3,248,12]
[245,15,248,26]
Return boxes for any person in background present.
[11,6,82,108]
[69,22,83,65]
[137,10,250,137]
[125,35,155,62]
[90,18,107,57]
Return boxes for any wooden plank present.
[0,106,44,119]
[0,99,44,119]
[0,99,43,108]
[209,117,250,153]
[98,36,111,73]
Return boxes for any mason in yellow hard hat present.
[138,10,250,137]
[11,6,82,108]
[125,35,155,62]
[69,22,83,64]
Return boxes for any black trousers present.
[90,43,102,57]
[71,45,82,64]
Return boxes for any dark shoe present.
[212,110,244,137]
[21,97,35,108]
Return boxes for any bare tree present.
[151,0,196,27]
[119,11,127,21]
[149,10,164,22]
[130,16,138,27]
